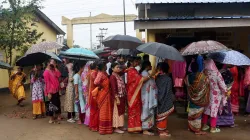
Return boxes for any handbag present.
[174,77,184,87]
[91,87,99,97]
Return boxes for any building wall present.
[0,15,58,89]
[139,3,250,19]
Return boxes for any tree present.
[0,0,44,66]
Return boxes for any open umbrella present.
[208,50,250,66]
[25,41,63,55]
[102,35,143,49]
[0,61,12,69]
[136,42,184,61]
[111,49,140,56]
[16,52,51,66]
[46,52,62,62]
[93,47,113,55]
[60,48,99,60]
[181,40,229,56]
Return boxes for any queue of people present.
[8,54,250,137]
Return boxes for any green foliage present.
[0,0,44,66]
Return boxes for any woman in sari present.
[216,64,235,127]
[31,64,46,119]
[82,61,92,126]
[155,62,174,137]
[89,62,99,131]
[186,62,209,135]
[65,61,76,123]
[126,57,151,133]
[9,67,26,107]
[230,66,240,115]
[202,59,227,133]
[110,62,126,134]
[94,61,113,134]
[74,62,86,125]
[140,61,157,136]
[43,59,61,124]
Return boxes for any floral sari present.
[126,67,143,132]
[94,72,112,134]
[9,72,26,101]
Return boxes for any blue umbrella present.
[60,48,99,60]
[208,50,250,66]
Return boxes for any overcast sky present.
[42,0,138,48]
[1,0,138,48]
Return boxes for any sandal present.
[143,130,154,136]
[159,132,171,137]
[210,128,221,133]
[202,125,210,131]
[33,116,37,120]
[49,120,54,124]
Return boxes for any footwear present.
[74,117,79,121]
[67,118,76,123]
[114,129,125,134]
[210,128,221,133]
[202,125,210,131]
[159,132,171,137]
[49,120,54,124]
[143,130,154,136]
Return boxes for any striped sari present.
[186,72,210,133]
[94,71,113,134]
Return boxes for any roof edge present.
[35,9,65,35]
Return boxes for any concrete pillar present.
[67,21,73,48]
[145,29,157,73]
[136,29,142,41]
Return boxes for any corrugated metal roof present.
[135,16,250,21]
[136,0,250,4]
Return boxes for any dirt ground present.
[0,92,250,140]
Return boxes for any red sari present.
[89,70,99,131]
[126,67,143,132]
[230,66,240,113]
[94,72,113,135]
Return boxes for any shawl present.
[155,74,174,114]
[43,69,61,96]
[112,72,126,97]
[81,61,92,93]
[186,72,210,107]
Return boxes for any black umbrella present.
[136,42,184,61]
[102,35,143,49]
[16,52,51,67]
[111,49,140,56]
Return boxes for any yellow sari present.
[9,72,26,101]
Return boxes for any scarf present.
[112,72,126,97]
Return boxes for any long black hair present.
[127,56,141,68]
[157,62,169,74]
[97,61,106,71]
[139,61,151,74]
[109,62,119,75]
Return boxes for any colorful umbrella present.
[60,48,99,60]
[136,42,184,61]
[25,41,63,55]
[102,35,143,49]
[181,40,229,56]
[16,52,51,67]
[0,61,12,69]
[208,50,250,66]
